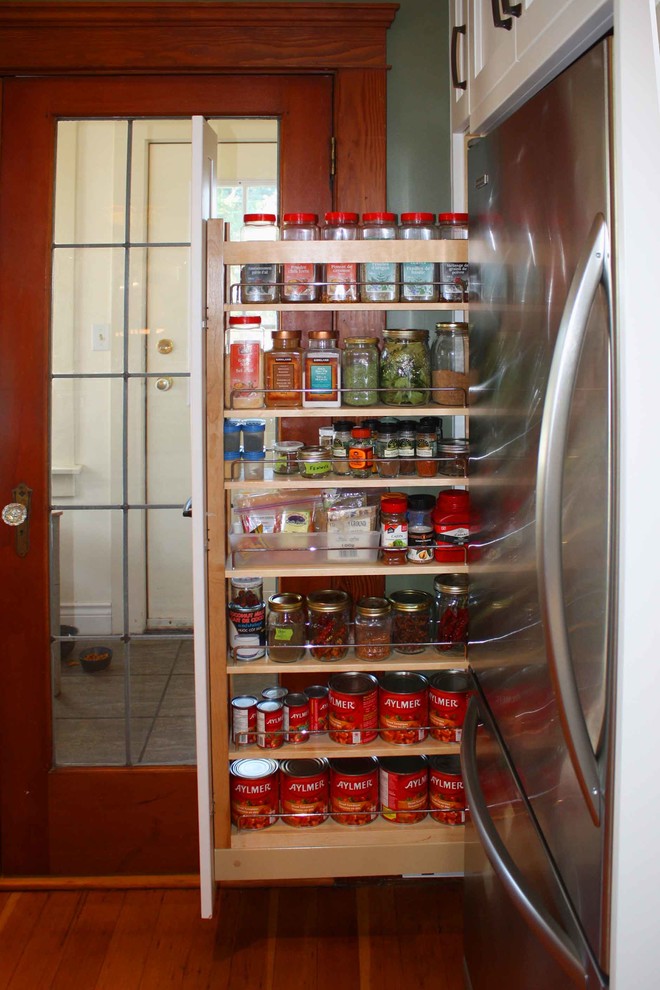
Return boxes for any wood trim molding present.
[0,2,399,75]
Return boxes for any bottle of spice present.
[225,315,264,409]
[416,416,438,478]
[433,489,470,564]
[433,573,469,652]
[355,596,392,661]
[380,493,408,566]
[399,212,437,302]
[342,336,380,407]
[303,330,341,407]
[281,212,320,302]
[407,493,435,564]
[431,322,469,407]
[359,212,398,302]
[388,589,433,654]
[397,420,418,476]
[407,493,435,530]
[264,329,303,408]
[306,589,351,661]
[437,213,468,303]
[380,329,431,406]
[331,419,355,476]
[322,212,359,302]
[267,592,307,663]
[348,426,374,479]
[375,419,400,478]
[239,213,279,303]
[273,439,304,475]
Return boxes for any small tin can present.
[262,686,288,703]
[304,684,329,733]
[429,754,466,825]
[231,694,258,746]
[378,671,429,745]
[428,669,472,742]
[328,672,378,745]
[280,758,329,827]
[230,758,279,830]
[256,699,284,750]
[329,757,379,826]
[283,692,310,744]
[379,755,428,824]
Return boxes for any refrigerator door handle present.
[462,698,585,985]
[536,213,611,827]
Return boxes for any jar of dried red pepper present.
[433,573,469,653]
[380,493,408,566]
[306,589,351,661]
[355,596,392,661]
[388,589,433,655]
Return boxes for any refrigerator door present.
[467,39,614,971]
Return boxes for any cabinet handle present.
[491,0,513,30]
[501,1,522,16]
[451,25,467,91]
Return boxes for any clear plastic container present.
[303,330,341,408]
[281,212,320,303]
[239,213,279,303]
[437,213,468,303]
[322,212,359,302]
[399,212,437,302]
[342,337,379,407]
[225,315,264,409]
[359,212,398,302]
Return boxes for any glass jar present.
[375,419,400,478]
[281,212,320,302]
[355,596,392,661]
[380,329,431,406]
[273,439,304,475]
[303,330,341,408]
[437,213,468,303]
[433,573,469,652]
[437,439,469,478]
[431,322,469,407]
[231,576,263,607]
[265,330,303,408]
[298,445,332,479]
[399,212,437,302]
[322,212,359,302]
[397,420,418,476]
[359,212,398,303]
[306,589,351,661]
[388,589,433,655]
[239,213,279,303]
[331,419,355,476]
[267,592,307,663]
[347,427,374,479]
[416,416,438,478]
[225,315,264,409]
[342,337,379,407]
[380,493,408,566]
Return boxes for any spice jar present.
[225,315,264,409]
[281,212,320,303]
[380,329,431,406]
[431,322,469,407]
[306,589,351,661]
[242,449,265,480]
[407,493,435,564]
[303,330,341,408]
[397,420,418,476]
[265,329,303,408]
[400,212,437,302]
[273,439,304,475]
[239,213,279,303]
[416,417,438,478]
[242,419,265,453]
[433,574,469,652]
[407,493,435,530]
[380,493,408,566]
[348,427,374,479]
[267,593,307,663]
[322,212,359,302]
[354,596,392,661]
[330,419,355,476]
[298,445,332,479]
[437,439,469,477]
[437,213,468,304]
[433,489,470,564]
[342,337,379,407]
[375,419,400,478]
[359,212,398,303]
[224,419,242,456]
[388,589,433,654]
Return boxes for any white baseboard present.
[60,602,112,636]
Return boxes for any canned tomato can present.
[280,758,329,827]
[262,686,288,702]
[379,755,428,824]
[231,694,258,746]
[328,672,379,744]
[256,700,284,750]
[229,758,279,830]
[378,671,429,745]
[329,757,379,826]
[283,692,310,743]
[428,669,472,742]
[428,754,466,825]
[304,684,329,733]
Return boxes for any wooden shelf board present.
[226,472,469,490]
[224,301,467,312]
[226,558,468,578]
[228,734,460,760]
[227,649,467,675]
[222,240,468,265]
[223,404,468,418]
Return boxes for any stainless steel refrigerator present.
[462,37,615,990]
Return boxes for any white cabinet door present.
[469,0,517,127]
[516,0,611,81]
[450,0,470,131]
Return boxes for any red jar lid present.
[437,212,468,223]
[434,489,470,514]
[324,212,359,224]
[351,427,371,439]
[283,212,319,223]
[243,213,277,223]
[229,315,262,326]
[400,212,436,223]
[381,495,408,514]
[362,212,397,222]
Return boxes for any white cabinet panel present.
[469,0,516,125]
[450,0,470,131]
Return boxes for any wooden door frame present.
[0,3,396,877]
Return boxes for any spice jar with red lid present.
[322,212,359,302]
[281,212,320,302]
[380,493,408,565]
[433,489,470,564]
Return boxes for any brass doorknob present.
[155,377,174,391]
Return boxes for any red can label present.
[328,686,378,745]
[380,765,428,824]
[330,765,379,826]
[284,699,310,744]
[430,765,466,825]
[281,770,329,828]
[257,701,284,750]
[232,696,257,746]
[429,685,471,742]
[379,686,428,745]
[230,769,278,830]
[306,692,329,733]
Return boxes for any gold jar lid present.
[268,593,304,612]
[356,596,391,617]
[343,336,379,347]
[387,589,434,612]
[306,589,350,613]
[383,329,428,343]
[298,445,331,461]
[434,322,468,333]
[308,330,338,341]
[433,574,469,596]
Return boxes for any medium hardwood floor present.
[0,879,463,989]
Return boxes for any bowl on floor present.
[79,647,112,673]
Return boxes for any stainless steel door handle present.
[536,213,612,826]
[2,483,32,557]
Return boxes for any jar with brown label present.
[265,329,303,408]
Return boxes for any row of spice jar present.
[237,211,467,305]
[230,754,466,830]
[225,321,468,410]
[231,669,472,750]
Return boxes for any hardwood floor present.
[0,879,463,989]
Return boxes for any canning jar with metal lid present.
[388,589,433,654]
[380,329,431,406]
[267,592,306,663]
[437,438,469,477]
[433,573,469,652]
[354,596,392,661]
[437,213,468,304]
[342,337,380,407]
[273,439,304,475]
[359,211,399,303]
[431,322,469,407]
[306,589,351,661]
[297,445,332,479]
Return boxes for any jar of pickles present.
[267,593,307,663]
[388,589,433,655]
[355,596,392,661]
[306,590,351,661]
[380,329,431,406]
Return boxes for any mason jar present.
[267,592,307,663]
[354,596,392,661]
[431,322,469,407]
[342,337,379,407]
[380,329,431,406]
[388,589,433,655]
[433,573,469,653]
[306,590,351,661]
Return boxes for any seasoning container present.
[304,685,329,733]
[407,528,434,563]
[239,213,279,303]
[397,420,418,476]
[428,754,466,825]
[242,449,265,481]
[322,211,359,302]
[230,758,279,830]
[342,336,379,406]
[416,417,438,478]
[433,573,469,652]
[281,212,320,303]
[273,439,304,475]
[327,671,378,744]
[388,589,433,655]
[433,490,470,564]
[431,322,469,407]
[306,589,351,661]
[354,596,392,661]
[223,419,242,455]
[437,213,468,304]
[399,212,437,302]
[265,329,303,408]
[380,493,408,566]
[375,419,400,478]
[330,757,379,826]
[407,493,435,530]
[267,592,306,663]
[348,427,374,479]
[256,700,284,750]
[242,419,265,453]
[437,438,469,478]
[428,669,472,742]
[280,758,329,827]
[225,315,264,409]
[283,692,310,744]
[379,671,429,744]
[231,695,258,747]
[331,419,355,476]
[380,329,431,406]
[303,330,341,407]
[227,596,266,661]
[379,755,429,824]
[298,445,332,479]
[359,211,398,302]
[231,576,263,607]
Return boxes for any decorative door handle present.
[155,376,174,391]
[491,0,514,30]
[2,483,32,557]
[501,1,522,17]
[451,25,467,91]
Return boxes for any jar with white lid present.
[225,315,264,409]
[239,213,280,303]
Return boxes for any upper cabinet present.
[450,0,470,131]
